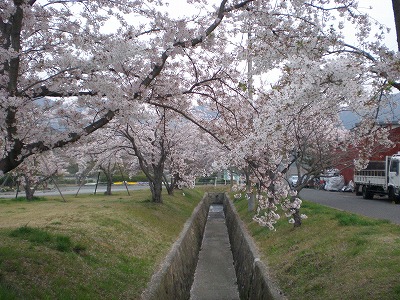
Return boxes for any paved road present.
[0,184,149,198]
[299,189,400,225]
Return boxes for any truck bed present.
[354,169,386,187]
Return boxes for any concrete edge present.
[140,192,286,300]
[223,193,287,300]
[140,192,212,300]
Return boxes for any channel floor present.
[189,204,240,300]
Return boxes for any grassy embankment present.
[0,186,223,299]
[2,186,400,299]
[233,194,400,299]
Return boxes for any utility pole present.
[246,16,255,212]
[247,29,253,104]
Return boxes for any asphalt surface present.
[299,188,400,225]
[0,184,149,198]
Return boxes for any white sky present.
[356,0,397,50]
[163,0,398,51]
[101,1,397,51]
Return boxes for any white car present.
[288,175,299,187]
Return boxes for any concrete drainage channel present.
[141,193,286,300]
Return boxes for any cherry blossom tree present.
[393,0,400,51]
[3,0,400,229]
[67,127,132,195]
[205,1,400,229]
[164,117,223,194]
[0,0,255,176]
[14,150,66,200]
[0,0,119,174]
[114,105,221,203]
[116,107,171,203]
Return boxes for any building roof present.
[340,93,400,129]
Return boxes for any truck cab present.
[354,152,400,203]
[388,153,400,202]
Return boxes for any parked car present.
[288,175,298,187]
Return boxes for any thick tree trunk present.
[25,188,35,201]
[149,178,163,203]
[100,166,113,196]
[105,180,112,195]
[23,177,35,201]
[392,0,400,51]
[104,172,112,195]
[149,165,163,203]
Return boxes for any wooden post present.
[75,172,91,197]
[15,181,20,199]
[51,175,66,202]
[39,157,66,202]
[119,165,130,196]
[94,172,100,195]
[75,181,85,197]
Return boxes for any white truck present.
[354,152,400,203]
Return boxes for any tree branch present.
[0,109,116,174]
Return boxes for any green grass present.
[0,187,216,299]
[6,185,395,299]
[333,211,391,226]
[9,196,47,202]
[232,194,400,300]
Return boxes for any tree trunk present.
[23,177,35,201]
[149,178,163,203]
[149,165,163,203]
[25,188,35,201]
[230,168,234,190]
[392,0,400,51]
[162,173,174,195]
[245,169,251,193]
[290,195,302,228]
[100,167,113,195]
[293,208,302,228]
[105,180,112,195]
[104,171,112,195]
[173,173,181,189]
[165,183,174,195]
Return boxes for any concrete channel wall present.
[141,192,285,300]
[223,194,286,300]
[141,193,218,300]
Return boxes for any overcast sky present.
[163,0,398,51]
[357,0,397,50]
